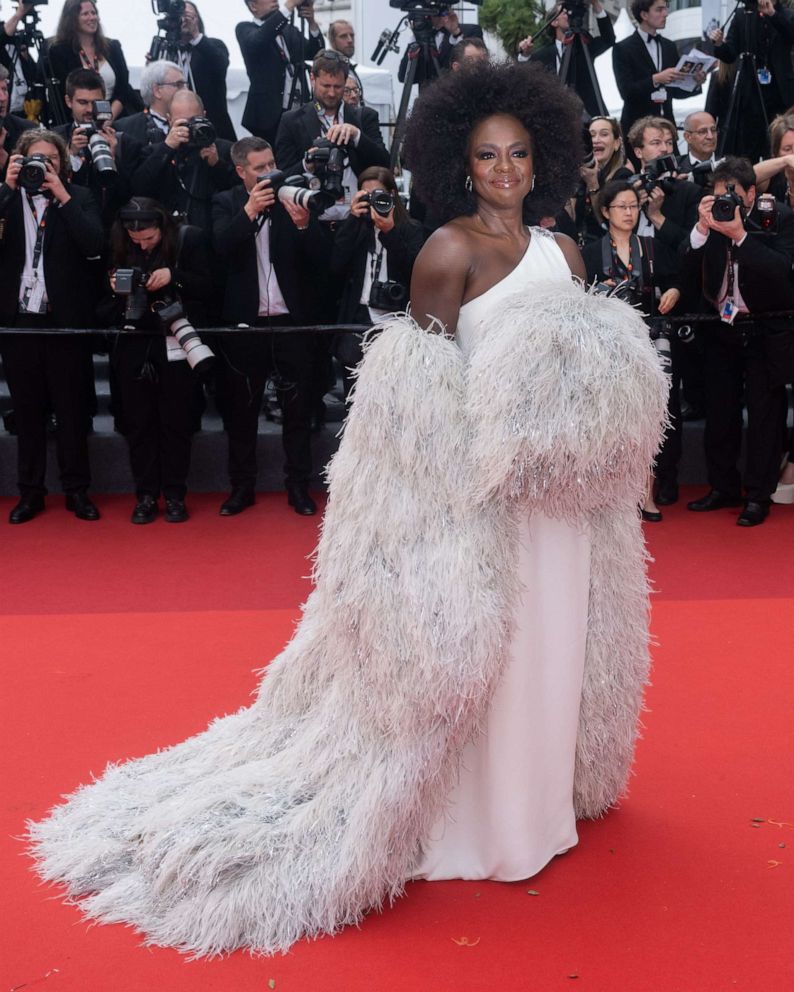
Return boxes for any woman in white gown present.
[27,62,668,956]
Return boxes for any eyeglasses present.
[686,126,719,136]
[608,203,640,211]
[159,80,187,89]
[343,86,361,95]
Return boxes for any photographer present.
[44,0,140,124]
[683,157,794,526]
[613,0,704,141]
[629,115,702,252]
[275,49,389,232]
[0,129,104,524]
[176,2,236,142]
[330,166,425,397]
[583,180,683,517]
[1,2,38,116]
[236,0,324,146]
[519,0,615,118]
[101,197,212,524]
[398,9,484,84]
[114,61,184,147]
[211,136,326,517]
[0,64,36,180]
[53,68,142,230]
[131,87,236,234]
[708,0,794,163]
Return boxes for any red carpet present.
[2,491,793,991]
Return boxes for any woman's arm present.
[553,231,587,280]
[409,225,471,336]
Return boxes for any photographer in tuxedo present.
[236,0,324,146]
[1,2,37,117]
[683,157,794,526]
[114,61,184,148]
[613,0,704,141]
[0,129,104,524]
[0,64,35,181]
[177,2,236,142]
[211,136,326,517]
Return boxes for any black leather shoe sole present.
[165,501,189,523]
[219,491,255,516]
[737,504,769,527]
[65,494,100,520]
[641,508,663,523]
[9,498,45,524]
[687,492,744,512]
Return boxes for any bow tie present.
[646,34,661,44]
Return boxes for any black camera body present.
[305,137,346,202]
[369,279,408,311]
[17,153,50,194]
[148,0,186,62]
[114,266,150,322]
[635,154,678,195]
[712,182,745,223]
[361,188,395,217]
[186,116,216,149]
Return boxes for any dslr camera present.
[305,137,346,203]
[360,188,395,217]
[185,116,216,150]
[711,182,745,223]
[369,279,408,311]
[148,0,186,60]
[257,169,337,214]
[75,100,118,186]
[17,153,51,194]
[635,155,678,195]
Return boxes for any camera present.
[152,298,215,378]
[361,188,395,217]
[148,0,186,62]
[712,182,745,223]
[256,170,336,214]
[186,116,216,150]
[17,153,50,194]
[75,100,118,186]
[635,155,678,195]
[562,0,589,33]
[114,266,150,322]
[305,137,346,203]
[369,279,408,311]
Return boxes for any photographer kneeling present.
[583,180,683,521]
[102,198,212,524]
[330,167,425,397]
[683,157,794,526]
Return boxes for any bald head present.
[682,111,717,161]
[169,89,204,121]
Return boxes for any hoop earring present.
[530,175,536,193]
[465,175,473,193]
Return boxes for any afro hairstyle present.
[403,60,584,226]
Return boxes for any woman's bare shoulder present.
[415,219,479,273]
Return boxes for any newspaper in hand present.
[675,48,717,92]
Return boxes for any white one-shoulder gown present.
[415,228,592,882]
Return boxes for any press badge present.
[651,87,667,103]
[719,298,738,324]
[758,68,772,85]
[21,275,46,314]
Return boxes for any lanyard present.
[726,244,736,300]
[369,245,384,284]
[26,194,48,272]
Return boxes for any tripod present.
[717,3,770,162]
[284,8,311,111]
[536,3,608,118]
[389,16,442,170]
[6,9,66,126]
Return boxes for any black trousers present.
[112,335,197,500]
[0,319,93,497]
[702,322,789,502]
[213,317,317,489]
[653,333,683,488]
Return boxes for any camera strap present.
[25,193,48,273]
[369,244,385,285]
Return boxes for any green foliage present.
[479,0,548,57]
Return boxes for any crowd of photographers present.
[0,0,793,529]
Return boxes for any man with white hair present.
[115,61,187,147]
[678,111,719,186]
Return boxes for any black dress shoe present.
[131,495,158,525]
[9,494,45,524]
[165,497,189,523]
[737,501,769,527]
[65,491,100,521]
[655,483,679,506]
[287,484,317,516]
[687,489,744,512]
[219,488,256,516]
[641,508,663,523]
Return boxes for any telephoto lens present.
[18,154,49,193]
[88,131,118,186]
[153,300,215,378]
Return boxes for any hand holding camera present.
[199,144,219,167]
[5,154,70,204]
[244,177,276,221]
[324,122,360,147]
[165,117,191,151]
[696,191,746,241]
[352,188,396,232]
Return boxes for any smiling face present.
[589,118,621,167]
[467,113,534,208]
[78,1,99,35]
[683,112,718,160]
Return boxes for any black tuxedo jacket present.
[531,18,615,116]
[398,22,483,83]
[211,184,326,325]
[714,4,794,112]
[236,12,324,143]
[42,38,142,124]
[1,113,37,180]
[0,182,104,325]
[274,101,389,185]
[652,178,703,252]
[613,30,694,136]
[131,139,237,232]
[330,214,426,322]
[187,36,236,142]
[113,111,167,147]
[682,205,794,317]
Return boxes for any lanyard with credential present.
[26,193,49,274]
